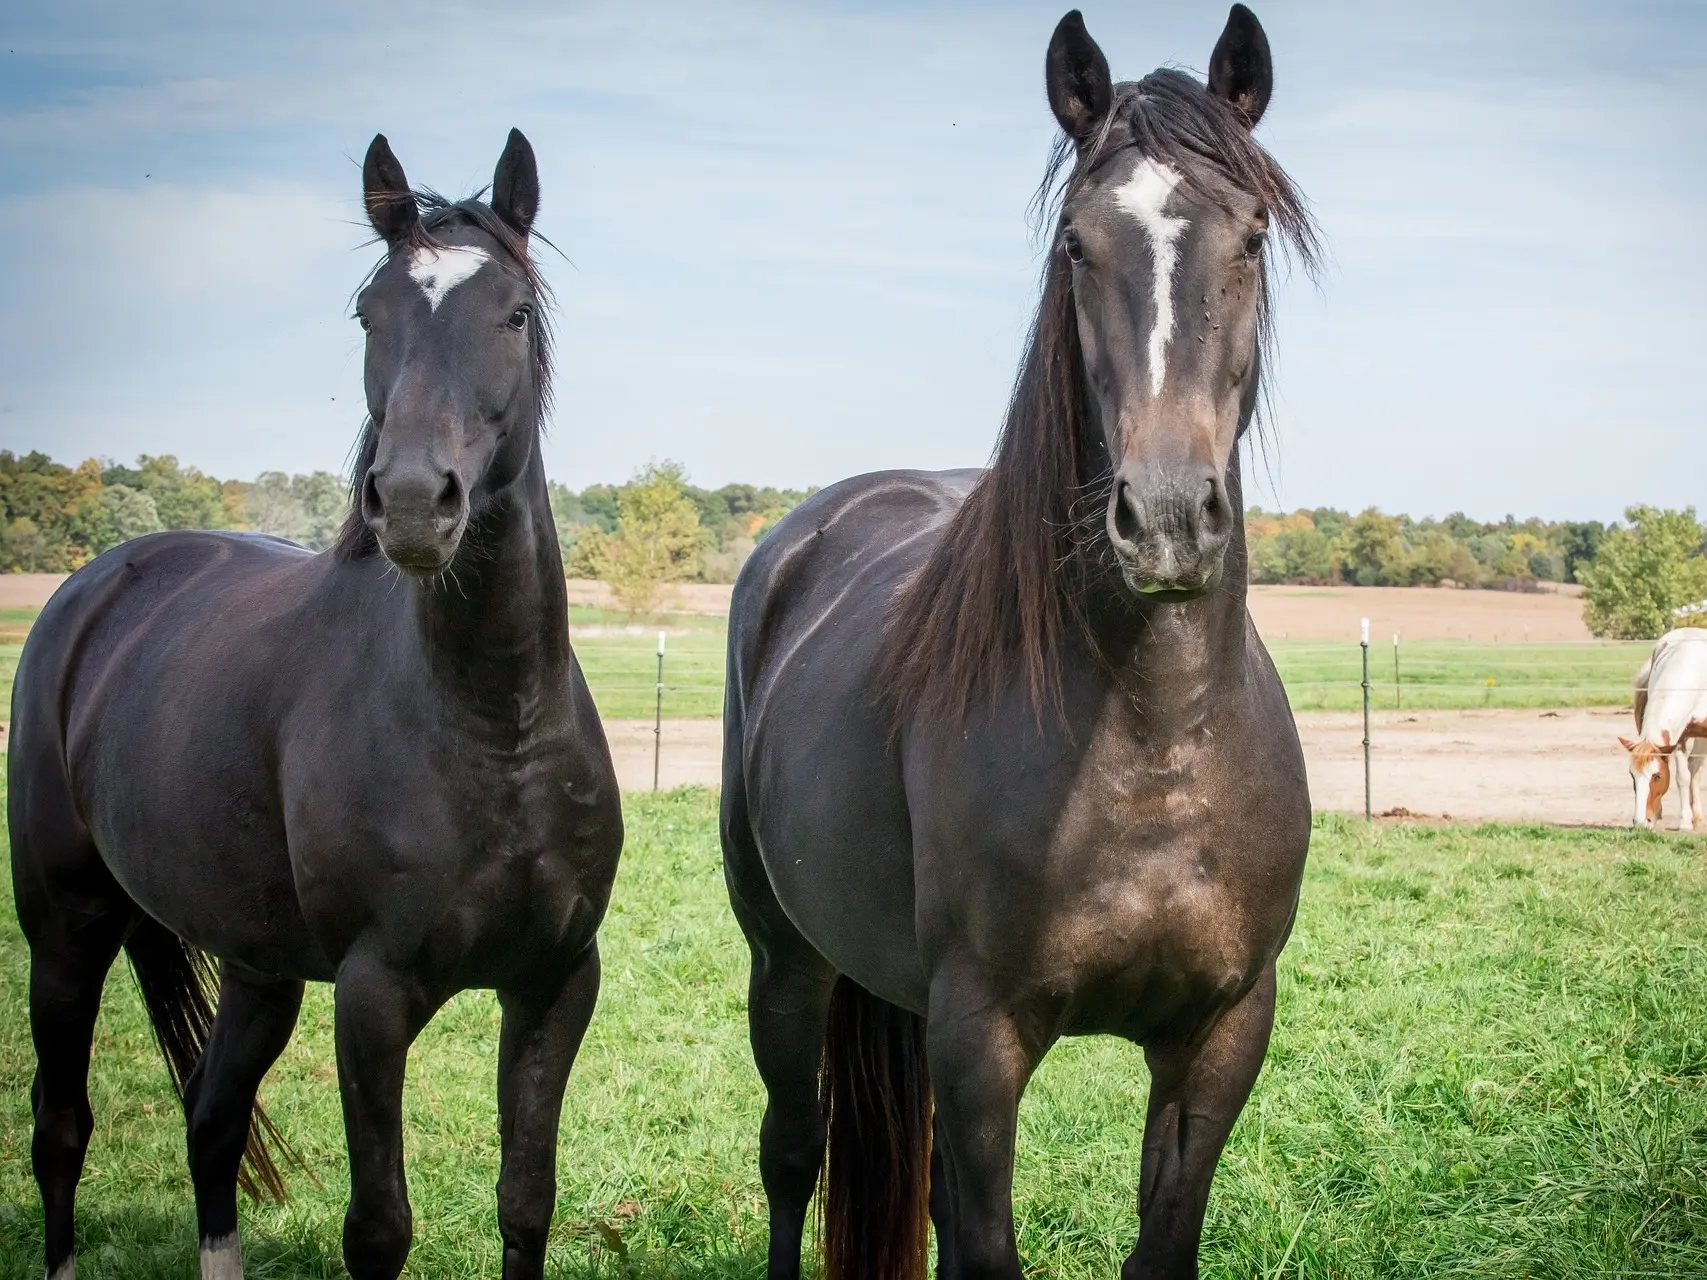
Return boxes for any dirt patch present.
[0,574,1590,641]
[1292,705,1667,827]
[0,574,67,608]
[606,719,725,791]
[606,707,1695,830]
[1247,584,1591,642]
[567,579,733,616]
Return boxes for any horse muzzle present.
[1105,465,1232,595]
[361,463,468,574]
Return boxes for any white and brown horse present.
[1621,628,1707,830]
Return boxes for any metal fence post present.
[653,630,665,792]
[1361,617,1372,821]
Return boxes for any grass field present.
[0,606,1651,722]
[1,789,1702,1278]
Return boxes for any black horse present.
[9,131,622,1280]
[722,9,1317,1278]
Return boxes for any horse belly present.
[79,761,331,980]
[745,695,927,1011]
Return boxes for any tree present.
[244,470,347,549]
[131,455,228,530]
[1335,508,1409,586]
[578,462,704,615]
[1579,506,1707,639]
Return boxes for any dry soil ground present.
[2,574,1592,641]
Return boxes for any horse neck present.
[410,446,570,707]
[1083,455,1251,727]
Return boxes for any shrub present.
[1579,506,1707,639]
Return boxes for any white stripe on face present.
[408,246,491,312]
[1112,159,1189,398]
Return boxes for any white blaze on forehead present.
[408,245,492,312]
[1112,159,1189,397]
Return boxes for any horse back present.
[1643,629,1707,743]
[722,469,977,1008]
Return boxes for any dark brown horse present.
[721,8,1317,1277]
[9,132,622,1280]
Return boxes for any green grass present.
[0,606,728,724]
[1,792,1703,1277]
[1269,639,1650,712]
[567,607,727,721]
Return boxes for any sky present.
[1,0,1702,522]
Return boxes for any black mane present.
[880,67,1320,727]
[333,192,555,561]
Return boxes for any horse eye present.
[1243,229,1267,258]
[1062,230,1085,265]
[356,312,371,332]
[507,307,530,332]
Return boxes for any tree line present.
[4,449,1702,638]
[0,450,806,599]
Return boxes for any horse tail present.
[819,975,933,1280]
[124,917,293,1203]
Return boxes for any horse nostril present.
[1112,480,1142,548]
[433,472,464,530]
[361,472,385,526]
[1198,476,1230,538]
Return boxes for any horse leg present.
[184,965,304,1279]
[1676,747,1696,832]
[722,775,837,1280]
[930,1114,962,1279]
[493,941,602,1280]
[745,934,836,1280]
[24,893,132,1280]
[1123,965,1277,1280]
[333,953,437,1280]
[1692,748,1705,832]
[926,970,1044,1280]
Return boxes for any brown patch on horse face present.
[1624,739,1673,825]
[1647,756,1671,824]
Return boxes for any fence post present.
[653,630,665,792]
[1361,617,1372,821]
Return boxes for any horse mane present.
[878,67,1319,728]
[333,191,555,561]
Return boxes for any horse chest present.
[989,730,1306,1039]
[288,723,618,978]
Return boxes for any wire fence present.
[609,626,1702,831]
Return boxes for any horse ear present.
[1046,11,1113,145]
[1619,736,1638,752]
[492,129,540,238]
[363,134,418,245]
[1208,4,1273,128]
